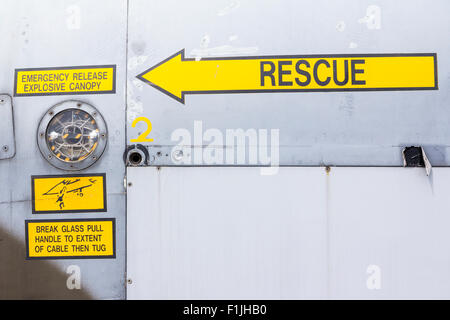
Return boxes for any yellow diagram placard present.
[137,50,438,104]
[26,219,115,259]
[14,65,116,96]
[32,174,106,214]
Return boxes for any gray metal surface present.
[0,0,126,299]
[127,166,450,299]
[128,0,450,166]
[1,0,450,301]
[0,94,16,160]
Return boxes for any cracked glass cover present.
[46,108,99,163]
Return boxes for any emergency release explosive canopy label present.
[14,65,116,96]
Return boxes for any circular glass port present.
[46,109,99,163]
[37,100,107,171]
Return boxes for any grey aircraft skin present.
[1,0,450,299]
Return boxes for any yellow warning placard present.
[137,50,438,104]
[14,65,116,96]
[32,174,106,214]
[25,219,115,259]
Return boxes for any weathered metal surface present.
[1,0,450,300]
[0,0,126,299]
[128,0,450,166]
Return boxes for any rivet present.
[172,149,183,161]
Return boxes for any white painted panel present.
[127,167,450,299]
[127,167,328,299]
[329,167,450,299]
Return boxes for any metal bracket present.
[0,94,16,160]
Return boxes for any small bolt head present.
[2,145,8,152]
[172,149,184,161]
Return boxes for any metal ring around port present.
[37,100,108,171]
[127,148,146,166]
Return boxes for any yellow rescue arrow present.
[137,49,437,104]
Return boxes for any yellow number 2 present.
[130,116,154,142]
